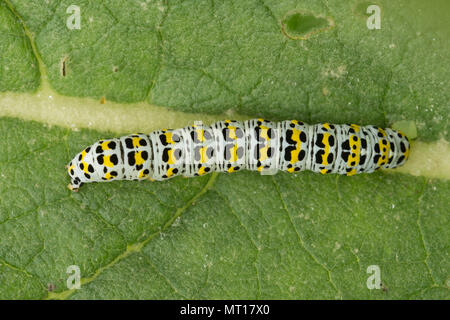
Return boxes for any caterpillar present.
[67,119,410,191]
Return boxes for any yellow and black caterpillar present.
[67,119,410,190]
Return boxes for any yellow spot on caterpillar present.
[135,151,146,165]
[199,146,210,163]
[103,155,115,167]
[226,125,240,140]
[227,166,238,173]
[321,133,331,165]
[229,144,239,162]
[289,128,303,163]
[104,172,114,180]
[377,138,390,167]
[68,164,74,174]
[348,135,361,167]
[167,149,178,165]
[80,149,90,174]
[139,169,148,178]
[166,167,175,177]
[350,124,360,132]
[198,166,207,175]
[163,132,179,145]
[100,140,111,151]
[195,128,205,142]
[259,125,271,141]
[131,136,142,148]
[258,144,270,161]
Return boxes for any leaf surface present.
[0,0,448,299]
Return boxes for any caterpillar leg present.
[67,182,80,192]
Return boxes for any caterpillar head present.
[67,139,124,191]
[67,147,92,191]
[67,135,153,191]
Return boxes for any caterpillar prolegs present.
[67,119,410,191]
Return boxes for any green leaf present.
[0,0,448,299]
[0,1,39,91]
